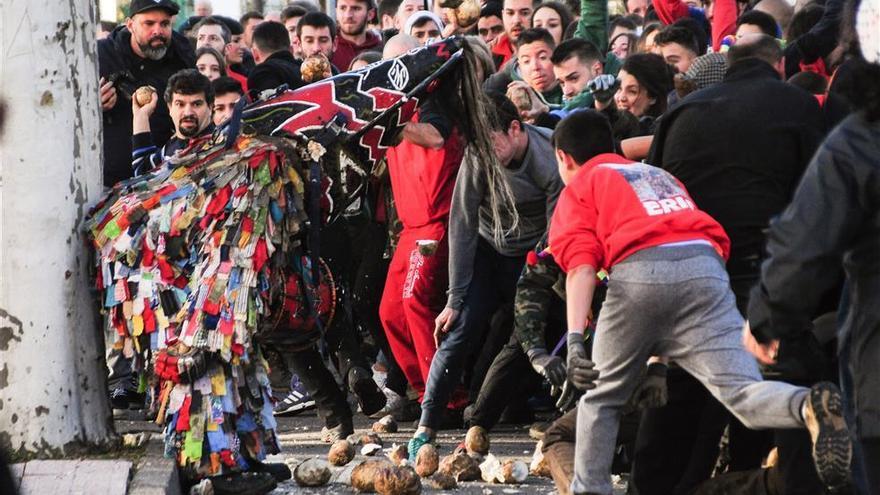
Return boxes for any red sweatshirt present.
[385,122,464,230]
[652,0,737,52]
[491,34,515,69]
[549,153,730,273]
[332,31,383,74]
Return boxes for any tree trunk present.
[0,0,115,457]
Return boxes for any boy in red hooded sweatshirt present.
[547,110,851,495]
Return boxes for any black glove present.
[627,362,668,410]
[587,74,619,105]
[553,380,581,412]
[567,333,599,391]
[766,332,829,383]
[528,347,567,387]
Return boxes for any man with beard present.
[130,70,215,175]
[98,0,195,412]
[98,0,195,190]
[333,0,383,71]
[492,0,533,67]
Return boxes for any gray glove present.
[628,362,668,410]
[567,333,599,391]
[528,347,567,387]
[587,74,619,105]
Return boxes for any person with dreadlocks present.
[408,91,563,456]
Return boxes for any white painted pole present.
[0,0,114,456]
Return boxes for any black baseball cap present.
[129,0,180,16]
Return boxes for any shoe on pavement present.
[208,472,277,495]
[249,460,292,482]
[321,421,355,443]
[369,387,405,419]
[804,381,852,491]
[349,366,387,417]
[407,431,433,459]
[110,388,145,410]
[529,421,552,441]
[273,378,316,416]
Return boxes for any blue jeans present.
[419,239,525,429]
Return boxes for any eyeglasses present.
[478,25,504,36]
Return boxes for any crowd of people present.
[96,0,880,493]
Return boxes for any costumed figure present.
[85,36,501,488]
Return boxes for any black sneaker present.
[110,388,145,410]
[804,382,852,491]
[209,472,277,495]
[348,366,387,417]
[273,377,316,416]
[249,461,292,482]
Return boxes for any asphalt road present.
[117,408,628,494]
[266,412,557,494]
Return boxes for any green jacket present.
[575,0,609,53]
[573,0,623,76]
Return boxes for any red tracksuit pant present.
[379,224,448,400]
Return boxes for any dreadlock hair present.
[445,39,520,244]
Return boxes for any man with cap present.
[98,0,195,410]
[99,0,195,187]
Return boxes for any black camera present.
[107,70,139,100]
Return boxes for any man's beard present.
[137,37,169,60]
[178,118,201,137]
[341,21,367,36]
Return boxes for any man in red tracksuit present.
[546,110,851,495]
[379,96,464,402]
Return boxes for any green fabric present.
[563,90,596,111]
[604,52,623,76]
[575,0,609,53]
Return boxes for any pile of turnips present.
[291,424,542,493]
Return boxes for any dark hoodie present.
[98,26,195,187]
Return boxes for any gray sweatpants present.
[572,245,808,495]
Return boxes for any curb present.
[128,437,181,495]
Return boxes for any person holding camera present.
[98,0,195,189]
[97,0,194,411]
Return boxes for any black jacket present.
[748,116,880,435]
[649,59,825,269]
[98,26,195,187]
[247,50,304,101]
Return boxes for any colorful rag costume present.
[86,37,485,477]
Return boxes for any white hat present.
[857,0,879,63]
[403,10,445,36]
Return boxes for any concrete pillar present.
[0,0,114,456]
